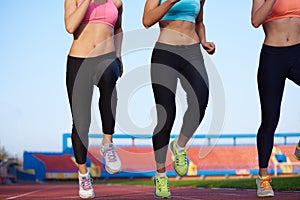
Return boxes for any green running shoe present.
[154,176,171,198]
[170,138,188,176]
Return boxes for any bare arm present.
[114,0,123,77]
[195,0,206,44]
[251,0,277,28]
[64,0,91,34]
[142,0,180,28]
[195,0,215,54]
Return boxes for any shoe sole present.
[257,193,274,197]
[154,193,171,199]
[79,194,95,199]
[105,165,121,174]
[169,140,187,177]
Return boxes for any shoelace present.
[81,177,93,190]
[175,150,187,166]
[104,147,117,162]
[260,177,272,190]
[157,177,169,192]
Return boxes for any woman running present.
[64,0,123,198]
[295,140,300,161]
[251,0,300,197]
[143,0,215,198]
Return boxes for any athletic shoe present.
[154,175,171,198]
[294,144,300,161]
[78,171,95,199]
[170,138,188,176]
[256,176,274,197]
[100,143,122,174]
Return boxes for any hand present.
[168,0,181,4]
[202,41,215,55]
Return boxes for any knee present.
[186,90,209,120]
[258,124,277,137]
[260,116,279,134]
[155,105,176,133]
[153,118,174,139]
[71,126,88,147]
[152,106,175,143]
[152,133,169,151]
[72,120,90,137]
[198,106,207,124]
[185,105,207,125]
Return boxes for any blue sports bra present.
[159,0,201,23]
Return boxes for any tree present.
[0,146,8,161]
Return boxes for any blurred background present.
[0,0,299,183]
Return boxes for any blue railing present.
[62,133,300,151]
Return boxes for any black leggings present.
[66,52,120,164]
[257,43,300,168]
[151,42,209,163]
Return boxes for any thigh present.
[151,48,179,100]
[288,49,300,86]
[288,67,300,86]
[179,50,209,107]
[94,58,120,87]
[66,56,83,105]
[257,50,286,120]
[71,58,94,131]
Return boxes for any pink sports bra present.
[264,0,300,24]
[77,0,118,27]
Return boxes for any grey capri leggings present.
[151,42,209,163]
[66,52,120,164]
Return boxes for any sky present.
[0,0,300,158]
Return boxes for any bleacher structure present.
[21,133,300,181]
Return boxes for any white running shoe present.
[256,176,274,197]
[78,171,95,199]
[100,143,122,174]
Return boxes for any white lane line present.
[219,193,247,197]
[172,196,202,200]
[37,197,79,199]
[5,185,61,200]
[5,190,42,200]
[211,187,237,190]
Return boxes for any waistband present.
[262,43,300,53]
[68,51,117,61]
[154,42,200,51]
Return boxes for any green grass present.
[94,177,300,191]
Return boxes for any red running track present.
[0,183,299,200]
